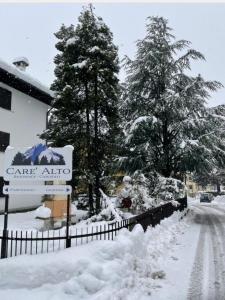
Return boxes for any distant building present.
[0,57,53,211]
[186,173,225,197]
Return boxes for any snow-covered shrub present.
[116,173,157,212]
[152,176,186,202]
[116,175,133,208]
[86,189,124,223]
[116,173,186,212]
[131,172,157,212]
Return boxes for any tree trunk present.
[162,119,172,177]
[94,73,101,213]
[216,179,221,194]
[85,80,94,214]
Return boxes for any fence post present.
[66,193,71,248]
[1,194,9,259]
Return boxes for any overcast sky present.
[0,3,225,107]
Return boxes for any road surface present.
[153,201,225,300]
[187,203,225,300]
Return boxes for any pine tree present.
[120,16,223,179]
[12,152,26,165]
[193,104,225,192]
[39,156,48,165]
[41,5,120,214]
[58,155,66,165]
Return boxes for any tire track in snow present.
[207,213,225,300]
[187,205,225,300]
[187,213,207,300]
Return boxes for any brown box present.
[45,199,70,219]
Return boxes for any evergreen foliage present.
[12,152,26,165]
[119,17,223,179]
[41,5,120,214]
[39,156,48,165]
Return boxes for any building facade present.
[0,58,52,211]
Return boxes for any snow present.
[64,145,74,150]
[180,140,186,149]
[129,116,152,132]
[6,146,14,150]
[66,37,78,46]
[0,209,187,300]
[89,46,100,53]
[99,189,122,222]
[73,60,88,69]
[123,175,132,183]
[34,205,51,219]
[212,195,225,205]
[0,58,53,97]
[0,210,43,230]
[3,198,225,299]
[187,139,199,146]
[70,203,76,216]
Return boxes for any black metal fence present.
[0,197,187,259]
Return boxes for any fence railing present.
[0,197,187,259]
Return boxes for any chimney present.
[12,57,29,71]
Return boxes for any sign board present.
[3,185,72,195]
[3,144,73,181]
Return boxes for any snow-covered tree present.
[131,172,156,212]
[41,5,120,214]
[152,175,186,202]
[193,104,225,192]
[116,174,158,211]
[119,17,223,179]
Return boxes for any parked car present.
[200,193,214,203]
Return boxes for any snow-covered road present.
[153,200,225,300]
[187,204,225,300]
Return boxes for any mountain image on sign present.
[11,144,66,166]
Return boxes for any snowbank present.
[213,195,225,205]
[0,210,187,300]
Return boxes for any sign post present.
[1,144,73,258]
[1,192,9,259]
[66,190,71,248]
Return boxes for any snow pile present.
[34,205,51,219]
[213,195,225,205]
[0,211,187,300]
[70,203,77,216]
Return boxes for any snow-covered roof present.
[12,57,29,66]
[0,58,53,105]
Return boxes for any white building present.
[0,57,53,212]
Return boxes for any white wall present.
[0,82,49,211]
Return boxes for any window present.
[0,131,10,152]
[0,177,4,197]
[0,86,12,110]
